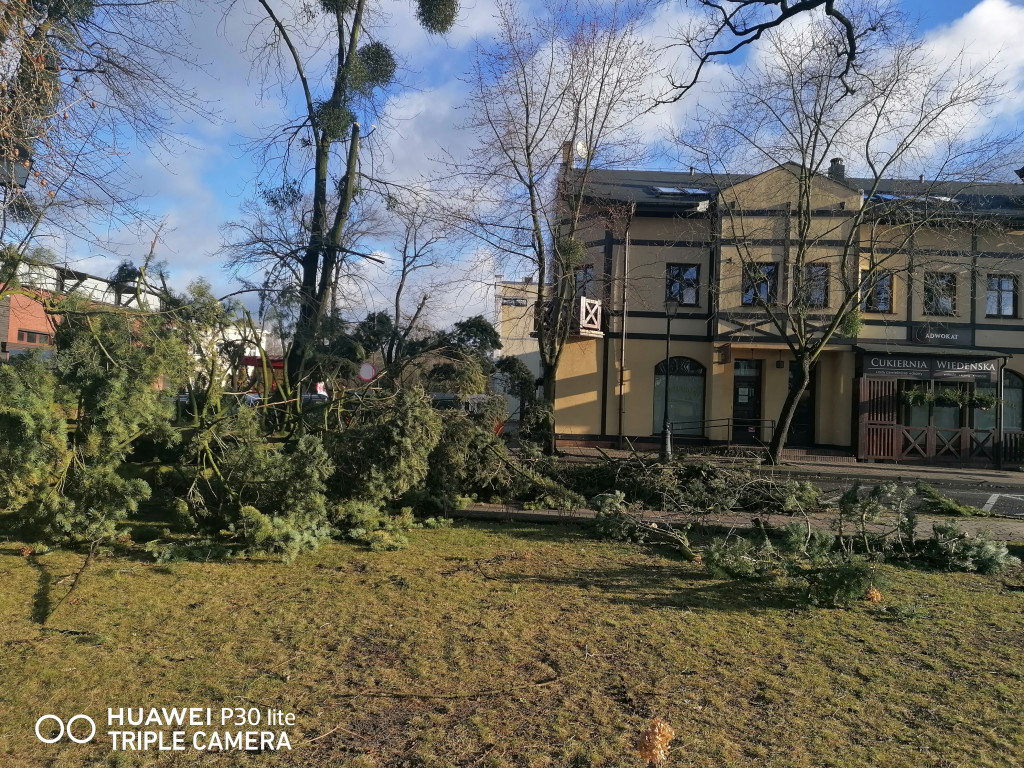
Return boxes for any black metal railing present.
[667,418,777,445]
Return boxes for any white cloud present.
[375,80,470,183]
[924,0,1024,121]
[48,0,1024,326]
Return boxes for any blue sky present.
[53,0,1024,321]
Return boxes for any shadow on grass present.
[496,562,802,614]
[28,557,52,624]
[454,516,779,547]
[454,520,596,542]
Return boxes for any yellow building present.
[495,276,541,427]
[512,162,1024,465]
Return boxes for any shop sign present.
[863,354,998,382]
[863,354,930,379]
[933,358,999,381]
[911,324,973,346]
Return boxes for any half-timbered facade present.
[532,163,1024,465]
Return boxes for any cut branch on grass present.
[35,538,101,625]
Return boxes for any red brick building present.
[0,291,56,357]
[0,264,161,361]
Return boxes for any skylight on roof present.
[653,186,708,196]
[867,192,957,204]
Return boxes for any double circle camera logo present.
[35,714,96,744]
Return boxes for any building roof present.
[578,168,740,210]
[577,166,1024,217]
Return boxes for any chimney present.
[827,158,845,182]
[561,141,572,166]
[523,275,533,284]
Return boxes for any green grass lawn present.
[1,522,1023,767]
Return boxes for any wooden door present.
[858,378,898,460]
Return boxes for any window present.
[1006,371,1024,432]
[923,272,957,316]
[860,270,894,313]
[574,265,596,300]
[986,274,1017,318]
[16,330,50,344]
[741,263,779,306]
[653,357,706,436]
[666,264,700,306]
[801,264,830,309]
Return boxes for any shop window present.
[666,264,700,306]
[932,382,963,429]
[653,356,705,436]
[986,274,1017,318]
[900,380,931,429]
[575,265,596,300]
[801,263,829,309]
[860,270,893,313]
[923,272,956,316]
[741,263,778,306]
[1005,371,1024,432]
[913,376,1015,436]
[974,381,997,432]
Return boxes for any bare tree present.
[460,0,656,452]
[0,0,207,280]
[220,179,386,332]
[678,5,1021,463]
[222,0,460,391]
[661,0,886,102]
[377,192,455,367]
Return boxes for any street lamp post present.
[661,299,680,461]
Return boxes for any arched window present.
[653,356,706,436]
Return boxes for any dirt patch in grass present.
[1,523,1023,767]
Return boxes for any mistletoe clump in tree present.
[224,0,461,398]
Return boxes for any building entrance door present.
[733,360,762,444]
[788,362,815,447]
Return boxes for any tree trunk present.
[767,359,811,465]
[540,360,557,455]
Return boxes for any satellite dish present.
[574,140,590,161]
